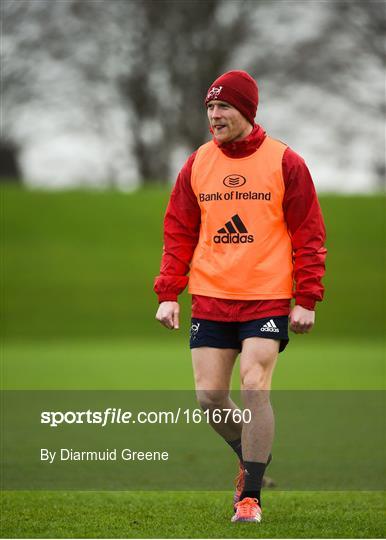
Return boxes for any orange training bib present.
[188,136,293,300]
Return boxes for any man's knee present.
[196,389,229,411]
[240,366,270,391]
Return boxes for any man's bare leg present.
[191,347,241,441]
[239,337,279,502]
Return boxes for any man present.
[154,70,326,523]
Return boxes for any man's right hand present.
[155,301,180,330]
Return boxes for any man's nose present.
[211,106,221,118]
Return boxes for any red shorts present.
[191,295,291,322]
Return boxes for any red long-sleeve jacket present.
[154,124,326,321]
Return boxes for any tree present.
[118,0,253,181]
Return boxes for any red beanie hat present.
[205,70,259,126]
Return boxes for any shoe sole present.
[231,516,262,523]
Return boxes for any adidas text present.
[261,326,279,333]
[214,233,254,244]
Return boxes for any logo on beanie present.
[223,174,246,188]
[206,85,223,101]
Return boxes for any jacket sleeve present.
[282,147,327,310]
[154,151,201,302]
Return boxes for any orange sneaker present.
[231,497,262,523]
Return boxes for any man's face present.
[207,100,252,144]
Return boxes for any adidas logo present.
[213,214,254,244]
[260,319,280,333]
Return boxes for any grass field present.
[2,491,385,538]
[2,338,384,390]
[1,187,385,538]
[2,188,384,342]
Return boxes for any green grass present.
[1,491,385,538]
[1,338,384,390]
[1,187,385,538]
[1,188,385,342]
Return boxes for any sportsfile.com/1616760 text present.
[40,408,252,428]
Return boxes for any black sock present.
[241,461,266,506]
[226,438,243,463]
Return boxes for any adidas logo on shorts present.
[260,319,280,333]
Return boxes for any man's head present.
[205,70,258,144]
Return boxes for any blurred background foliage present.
[2,0,385,190]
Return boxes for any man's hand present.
[155,301,180,330]
[289,305,315,334]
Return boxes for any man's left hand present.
[289,305,315,334]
